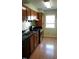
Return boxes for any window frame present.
[45,15,56,28]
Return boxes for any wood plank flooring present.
[29,37,57,59]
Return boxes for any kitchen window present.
[46,15,55,28]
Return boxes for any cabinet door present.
[34,33,39,47]
[22,9,26,17]
[30,33,39,53]
[36,13,42,27]
[34,34,37,48]
[22,39,30,58]
[22,8,26,21]
[40,31,44,43]
[26,7,31,19]
[31,10,34,16]
[30,10,37,20]
[30,35,35,53]
[31,10,37,16]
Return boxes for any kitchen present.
[22,0,57,59]
[0,0,79,59]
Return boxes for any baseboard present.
[43,36,57,38]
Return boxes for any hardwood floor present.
[29,37,57,59]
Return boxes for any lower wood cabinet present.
[22,32,39,59]
[22,38,30,58]
[30,34,35,53]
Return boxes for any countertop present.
[22,31,33,41]
[22,27,43,41]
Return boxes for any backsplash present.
[22,20,31,31]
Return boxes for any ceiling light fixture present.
[22,6,26,10]
[43,0,51,8]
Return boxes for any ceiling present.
[23,0,57,11]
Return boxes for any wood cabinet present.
[36,13,42,27]
[22,6,27,21]
[31,10,34,16]
[30,34,35,53]
[30,32,39,53]
[22,6,31,21]
[22,5,43,58]
[26,7,31,16]
[31,10,37,16]
[22,9,26,17]
[39,30,44,43]
[22,32,39,58]
[22,38,30,58]
[33,32,39,48]
[22,5,43,27]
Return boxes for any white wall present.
[43,9,57,37]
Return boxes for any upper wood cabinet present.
[31,10,37,16]
[22,6,27,21]
[36,13,42,27]
[22,6,43,27]
[22,6,31,21]
[22,9,26,17]
[26,7,31,16]
[30,10,38,20]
